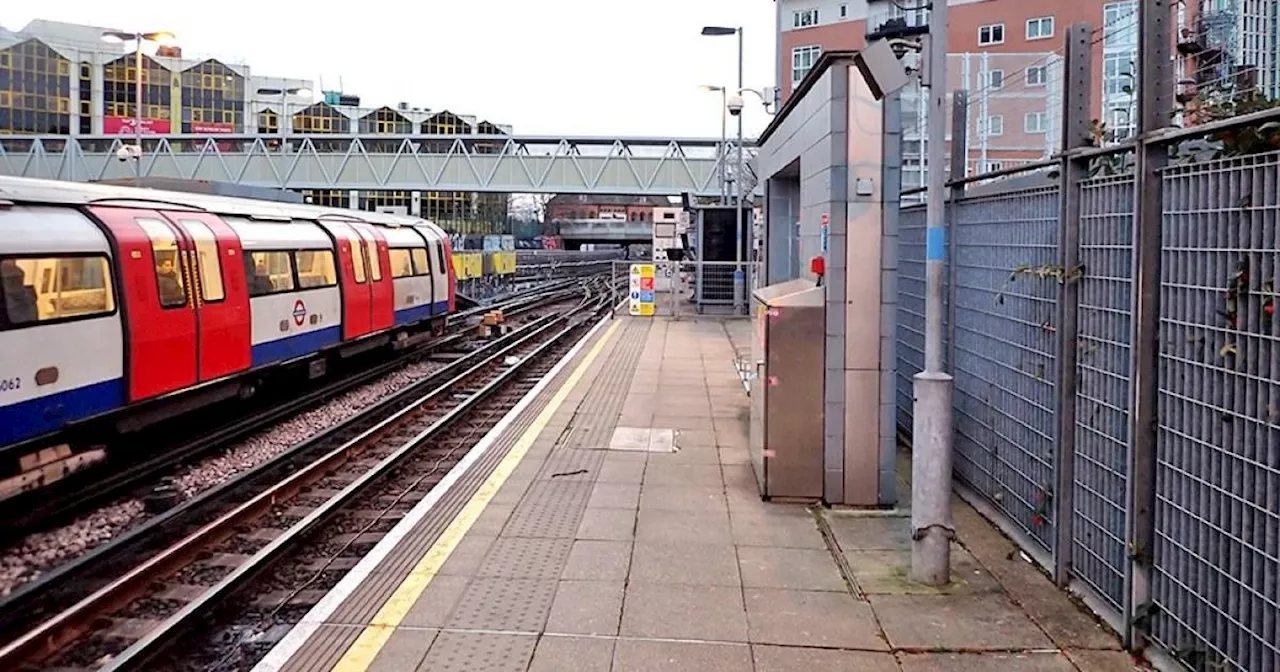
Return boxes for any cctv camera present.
[115,146,132,162]
[727,94,744,116]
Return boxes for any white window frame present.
[793,8,819,28]
[1024,111,1049,133]
[791,45,822,85]
[839,3,848,19]
[1026,17,1054,41]
[982,160,1004,173]
[1027,65,1048,87]
[982,114,1005,136]
[978,24,1005,46]
[986,69,1005,89]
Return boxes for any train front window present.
[411,248,431,276]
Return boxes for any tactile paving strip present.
[415,630,537,672]
[475,537,573,579]
[444,577,559,632]
[500,481,594,539]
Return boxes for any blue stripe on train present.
[393,301,450,327]
[251,326,343,367]
[0,378,125,446]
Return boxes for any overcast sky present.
[6,1,777,139]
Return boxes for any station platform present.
[252,315,1139,672]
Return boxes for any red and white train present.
[0,175,457,470]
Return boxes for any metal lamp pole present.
[102,30,174,187]
[702,25,746,313]
[911,0,954,586]
[701,85,728,203]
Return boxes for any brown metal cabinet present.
[748,278,825,500]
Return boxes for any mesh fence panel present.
[1150,153,1280,671]
[1072,174,1136,613]
[896,205,928,431]
[950,187,1061,552]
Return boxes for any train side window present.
[135,218,188,309]
[244,251,295,296]
[411,247,431,276]
[364,239,382,281]
[1,256,115,328]
[350,239,368,284]
[295,250,338,289]
[177,219,224,302]
[435,241,447,270]
[388,249,414,279]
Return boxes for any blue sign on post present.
[820,212,830,255]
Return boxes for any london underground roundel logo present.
[293,299,307,326]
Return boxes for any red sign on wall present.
[191,122,235,134]
[104,117,172,135]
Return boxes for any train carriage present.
[0,175,457,486]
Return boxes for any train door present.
[89,207,198,401]
[439,239,457,313]
[355,226,393,331]
[162,212,252,381]
[318,221,371,340]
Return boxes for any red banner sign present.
[191,122,235,134]
[104,116,172,135]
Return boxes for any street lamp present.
[255,87,312,135]
[102,30,176,187]
[701,85,729,204]
[701,24,746,312]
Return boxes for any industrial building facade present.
[0,19,512,233]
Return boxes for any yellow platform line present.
[330,320,621,671]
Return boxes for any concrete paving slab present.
[638,484,727,512]
[576,507,638,541]
[828,515,913,551]
[620,582,749,642]
[545,580,624,636]
[366,627,437,672]
[561,540,632,581]
[612,639,753,672]
[596,459,647,484]
[401,575,471,628]
[898,651,1078,671]
[751,644,900,672]
[730,513,829,549]
[737,546,848,592]
[527,635,615,672]
[871,593,1054,651]
[415,630,537,672]
[630,541,741,586]
[437,533,497,576]
[643,462,724,487]
[744,588,889,650]
[1063,648,1147,670]
[634,507,733,545]
[587,482,641,509]
[844,546,1002,595]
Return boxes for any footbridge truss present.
[0,135,758,197]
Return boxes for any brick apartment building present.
[773,0,1276,187]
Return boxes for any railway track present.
[0,277,586,540]
[0,275,617,672]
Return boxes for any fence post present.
[1052,22,1093,587]
[1126,0,1172,653]
[946,91,968,373]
